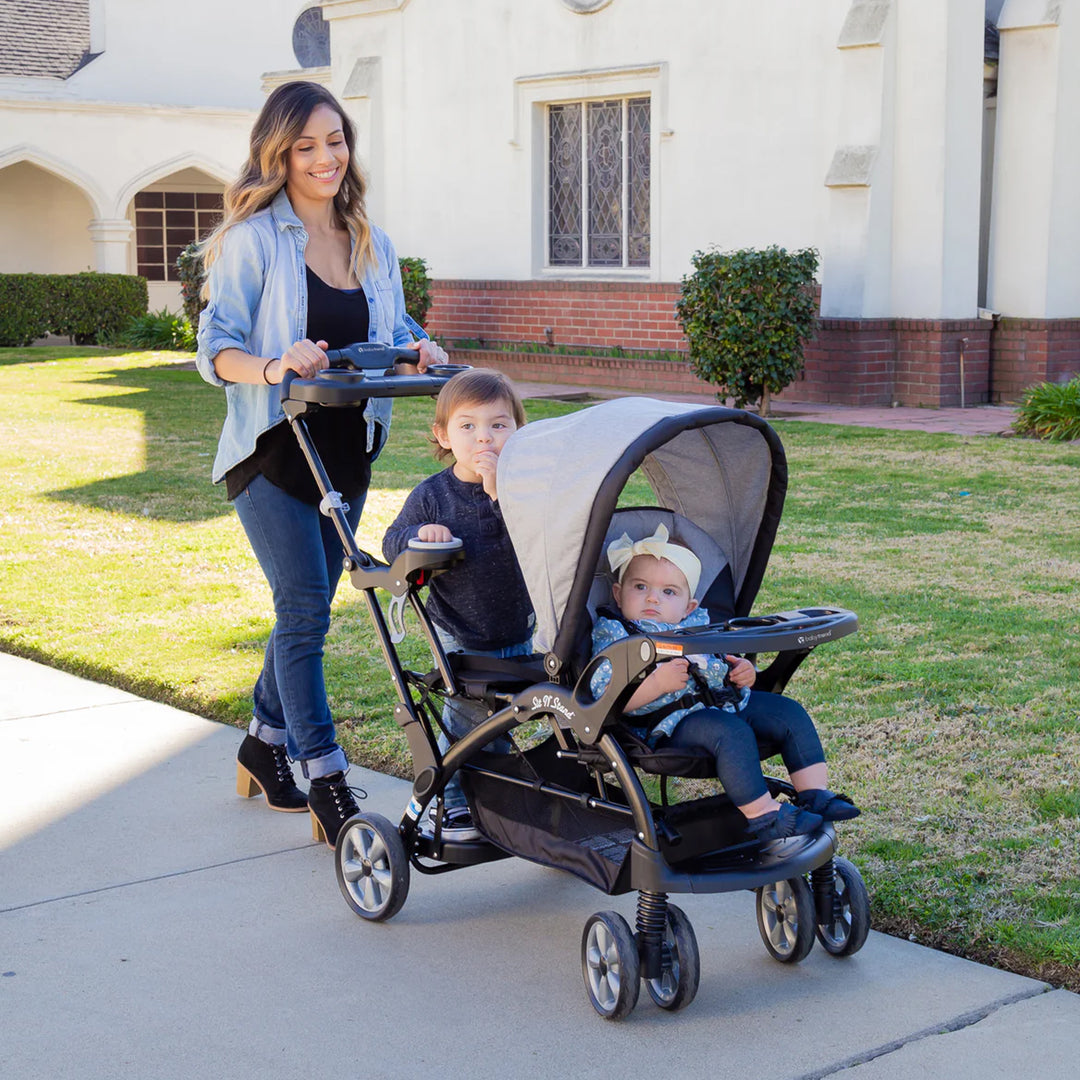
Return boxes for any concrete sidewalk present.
[2,652,1077,1079]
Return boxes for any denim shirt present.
[196,188,424,484]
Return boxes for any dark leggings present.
[662,691,825,807]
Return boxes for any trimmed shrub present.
[0,274,52,346]
[398,256,432,327]
[676,245,819,416]
[0,272,149,346]
[1013,377,1080,442]
[119,308,196,351]
[48,272,149,345]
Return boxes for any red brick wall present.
[792,320,992,407]
[428,279,685,352]
[794,320,896,406]
[429,280,1076,406]
[450,349,715,397]
[990,319,1080,403]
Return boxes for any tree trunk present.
[759,385,772,417]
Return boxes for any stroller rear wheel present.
[335,813,410,922]
[814,857,870,956]
[581,911,641,1020]
[643,903,700,1012]
[756,875,815,963]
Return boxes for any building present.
[316,0,1079,405]
[0,0,317,312]
[2,1,1077,403]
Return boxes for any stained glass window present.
[547,96,650,269]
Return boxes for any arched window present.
[293,6,331,69]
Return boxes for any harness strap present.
[595,605,741,724]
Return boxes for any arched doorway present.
[0,161,95,273]
[127,166,225,312]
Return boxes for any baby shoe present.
[745,802,823,841]
[796,788,861,822]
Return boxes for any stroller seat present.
[422,651,547,706]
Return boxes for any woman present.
[196,80,446,847]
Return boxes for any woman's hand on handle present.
[273,339,330,382]
[406,339,449,374]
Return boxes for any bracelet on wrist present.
[262,357,278,385]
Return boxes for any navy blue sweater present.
[382,468,533,650]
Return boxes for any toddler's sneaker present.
[423,804,482,842]
[745,802,822,842]
[795,788,861,822]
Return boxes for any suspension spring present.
[636,890,669,980]
[810,860,836,923]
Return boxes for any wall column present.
[88,218,134,274]
[820,0,896,319]
[988,2,1080,317]
[889,0,983,318]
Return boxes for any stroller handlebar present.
[279,342,470,406]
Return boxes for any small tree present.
[176,242,206,329]
[398,256,432,327]
[676,245,819,416]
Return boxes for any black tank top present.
[225,265,372,504]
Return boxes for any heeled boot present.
[308,771,363,848]
[235,734,308,812]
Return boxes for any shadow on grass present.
[46,361,232,523]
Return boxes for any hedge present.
[0,273,148,347]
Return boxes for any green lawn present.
[2,346,1078,988]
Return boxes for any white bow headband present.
[606,523,701,596]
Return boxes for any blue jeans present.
[435,628,532,811]
[662,691,825,807]
[233,472,363,779]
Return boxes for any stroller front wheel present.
[815,857,871,956]
[335,813,410,922]
[756,875,816,963]
[643,903,700,1012]
[581,911,641,1020]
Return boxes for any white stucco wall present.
[0,161,95,273]
[1,0,1070,325]
[324,0,852,284]
[324,0,988,319]
[20,0,304,108]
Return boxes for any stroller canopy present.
[497,397,787,666]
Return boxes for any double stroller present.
[282,350,869,1020]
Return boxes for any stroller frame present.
[280,356,869,1019]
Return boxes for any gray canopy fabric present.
[497,397,781,655]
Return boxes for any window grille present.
[134,192,222,282]
[548,96,650,269]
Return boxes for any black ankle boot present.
[236,734,308,812]
[308,771,364,848]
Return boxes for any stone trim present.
[837,0,893,48]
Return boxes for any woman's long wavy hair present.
[201,81,374,296]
